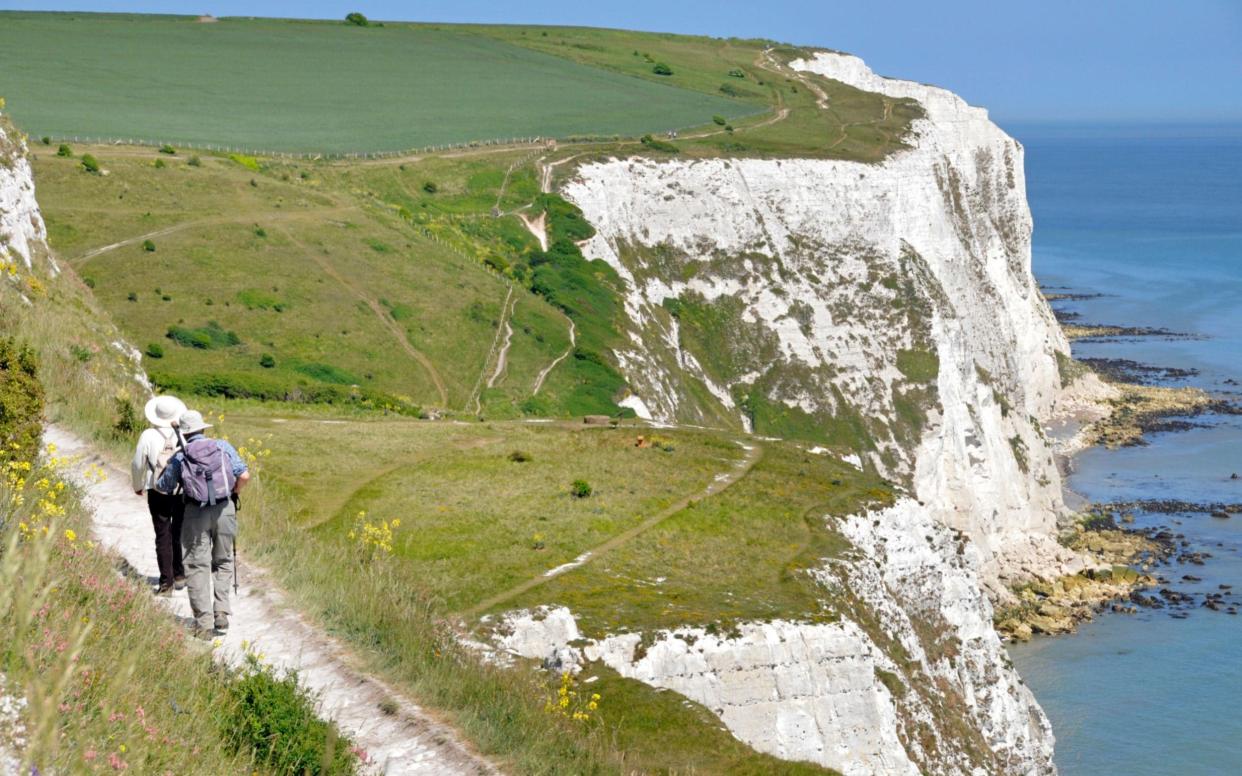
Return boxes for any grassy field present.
[0,12,756,153]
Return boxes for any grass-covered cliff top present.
[0,11,921,161]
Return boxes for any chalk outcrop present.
[510,51,1091,773]
[0,114,50,271]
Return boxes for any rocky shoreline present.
[999,302,1241,641]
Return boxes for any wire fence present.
[40,133,631,161]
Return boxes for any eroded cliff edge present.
[500,53,1104,774]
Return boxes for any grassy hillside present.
[0,12,756,153]
[34,145,611,416]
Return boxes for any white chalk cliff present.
[499,51,1090,773]
[0,114,50,271]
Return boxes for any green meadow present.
[0,12,757,153]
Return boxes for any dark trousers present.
[147,490,185,588]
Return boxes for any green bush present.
[344,11,369,26]
[727,68,746,78]
[253,225,267,238]
[56,143,72,157]
[40,136,50,145]
[640,134,679,154]
[145,343,164,359]
[127,291,138,302]
[652,63,673,76]
[83,276,96,289]
[69,344,92,363]
[142,239,156,252]
[237,288,286,311]
[80,153,100,173]
[422,181,438,194]
[159,144,176,155]
[570,479,593,499]
[0,338,44,464]
[295,362,360,385]
[222,654,357,775]
[712,115,727,126]
[188,155,202,167]
[113,396,138,437]
[166,322,241,350]
[508,450,532,463]
[259,353,276,369]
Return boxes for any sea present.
[1003,122,1242,774]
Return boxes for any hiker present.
[155,409,250,638]
[130,394,187,597]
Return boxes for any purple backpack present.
[180,437,236,507]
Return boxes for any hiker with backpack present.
[155,409,250,638]
[130,395,188,597]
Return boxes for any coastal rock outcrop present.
[531,51,1088,772]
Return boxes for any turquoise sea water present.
[1005,123,1242,774]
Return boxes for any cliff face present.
[510,52,1081,773]
[0,115,51,271]
[564,52,1077,591]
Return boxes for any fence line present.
[44,132,629,162]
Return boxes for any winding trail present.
[45,426,495,776]
[486,300,515,390]
[466,284,516,414]
[530,316,575,395]
[466,442,763,619]
[69,206,358,263]
[277,226,450,407]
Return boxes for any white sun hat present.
[176,410,213,435]
[144,395,187,428]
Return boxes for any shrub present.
[229,153,260,171]
[0,337,44,463]
[344,11,369,26]
[145,342,165,359]
[153,158,166,169]
[652,63,673,76]
[570,479,593,499]
[56,143,72,157]
[166,321,241,350]
[719,83,741,97]
[725,125,734,133]
[69,344,93,363]
[727,68,746,78]
[80,153,100,173]
[188,155,202,167]
[159,144,176,155]
[127,291,138,302]
[237,288,286,311]
[254,225,267,238]
[259,353,276,369]
[508,450,532,463]
[295,362,360,385]
[221,653,357,775]
[712,115,727,126]
[113,396,138,437]
[422,181,438,194]
[640,134,679,154]
[142,239,156,252]
[82,276,96,288]
[40,135,50,145]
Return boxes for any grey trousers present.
[180,498,236,631]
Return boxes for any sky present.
[3,0,1239,122]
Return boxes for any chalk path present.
[45,426,496,776]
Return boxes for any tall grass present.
[238,472,621,774]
